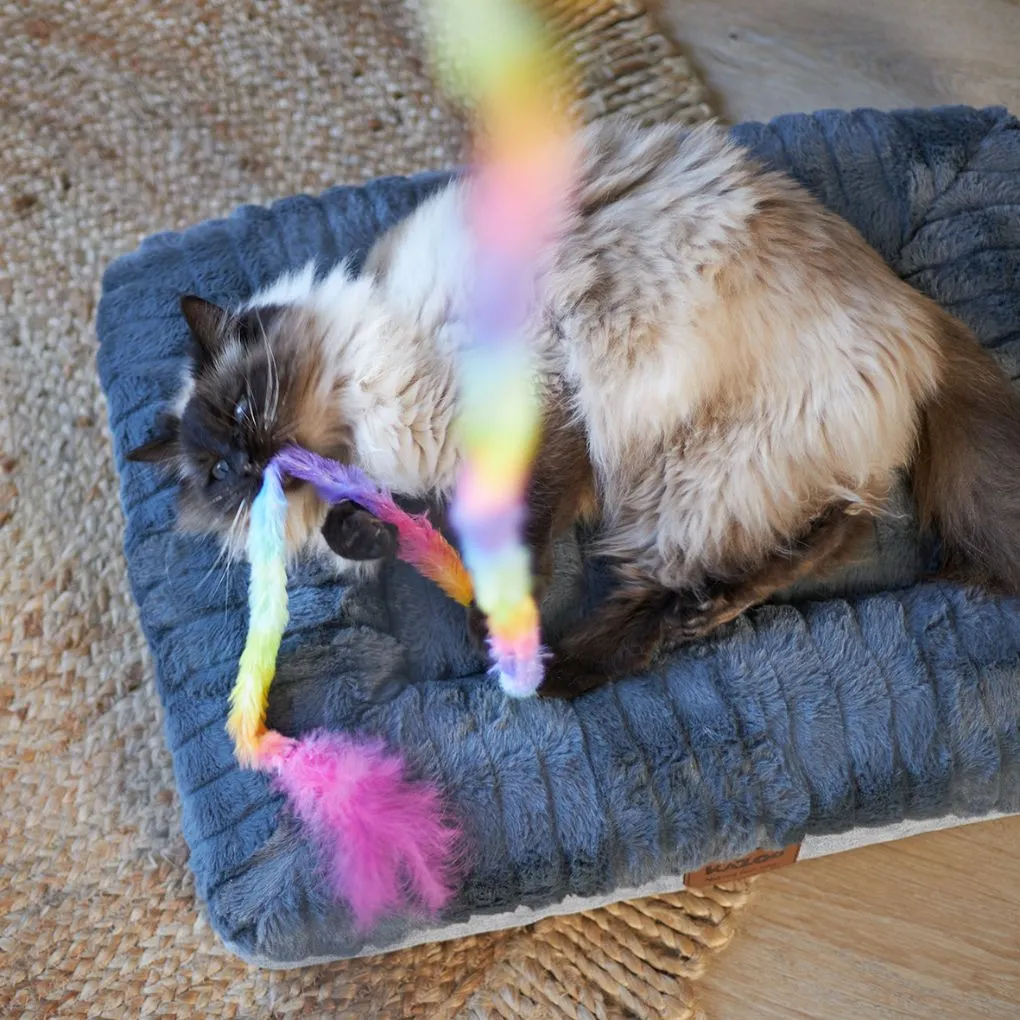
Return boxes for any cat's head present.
[128,295,351,547]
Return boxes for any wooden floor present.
[655,2,1020,1016]
[698,818,1020,1019]
[660,0,1020,123]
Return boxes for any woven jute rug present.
[0,3,744,1016]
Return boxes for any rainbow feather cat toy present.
[227,448,469,929]
[227,0,584,928]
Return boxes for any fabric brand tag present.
[684,844,802,886]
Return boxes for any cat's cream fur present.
[250,122,941,583]
[137,118,1020,695]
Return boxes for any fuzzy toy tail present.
[486,590,544,698]
[227,462,289,767]
[490,640,545,699]
[260,732,463,930]
[453,491,545,696]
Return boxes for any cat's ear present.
[180,295,231,364]
[127,415,181,464]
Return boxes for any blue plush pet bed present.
[96,106,1020,965]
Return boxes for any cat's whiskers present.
[224,498,248,567]
[243,377,257,429]
[244,373,257,428]
[261,324,280,433]
[217,499,250,606]
[201,539,232,600]
[196,499,246,602]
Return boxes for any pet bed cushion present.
[96,106,1020,964]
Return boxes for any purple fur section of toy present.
[272,446,392,519]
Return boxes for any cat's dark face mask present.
[127,295,351,539]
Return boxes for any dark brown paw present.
[322,501,399,561]
[665,590,742,644]
[538,656,610,700]
[466,603,490,652]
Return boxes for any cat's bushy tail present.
[913,310,1020,592]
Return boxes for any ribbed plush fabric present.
[96,106,1020,963]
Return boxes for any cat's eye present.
[211,459,230,482]
[234,398,249,424]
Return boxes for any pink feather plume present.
[263,733,463,930]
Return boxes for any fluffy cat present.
[130,119,1020,698]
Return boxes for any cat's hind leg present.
[539,502,872,699]
[667,503,873,643]
[538,580,679,699]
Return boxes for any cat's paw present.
[665,589,742,643]
[465,602,490,653]
[537,655,609,700]
[322,501,399,561]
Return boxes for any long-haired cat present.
[130,119,1020,698]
